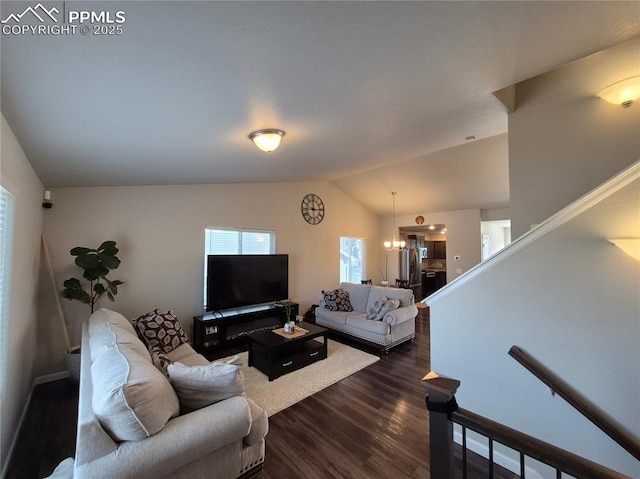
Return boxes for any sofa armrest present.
[74,396,252,479]
[382,305,418,326]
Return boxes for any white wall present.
[382,208,481,287]
[430,177,639,477]
[509,36,640,238]
[0,114,44,469]
[39,182,380,374]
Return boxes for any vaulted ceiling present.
[2,1,639,216]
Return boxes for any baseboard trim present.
[33,371,69,386]
[454,429,543,479]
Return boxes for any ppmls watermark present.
[1,2,126,36]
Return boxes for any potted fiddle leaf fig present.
[62,240,125,314]
[61,240,124,381]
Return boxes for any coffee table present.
[248,322,328,381]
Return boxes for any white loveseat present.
[74,308,268,479]
[315,282,417,353]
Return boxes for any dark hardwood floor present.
[6,307,515,479]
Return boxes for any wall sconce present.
[608,238,640,261]
[248,129,285,152]
[597,76,640,107]
[42,190,52,209]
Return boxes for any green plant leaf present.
[106,280,116,295]
[83,264,109,281]
[98,241,118,255]
[61,277,91,304]
[75,254,100,271]
[62,277,83,289]
[70,246,93,256]
[98,253,121,270]
[107,292,115,301]
[93,282,106,294]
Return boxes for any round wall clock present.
[415,215,425,225]
[301,193,325,225]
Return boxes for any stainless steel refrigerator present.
[399,248,424,295]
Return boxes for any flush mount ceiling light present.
[597,76,640,107]
[248,129,285,152]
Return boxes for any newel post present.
[423,371,460,479]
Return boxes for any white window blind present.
[340,236,365,284]
[0,186,16,399]
[203,227,275,305]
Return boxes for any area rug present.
[224,339,379,416]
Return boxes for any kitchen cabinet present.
[425,240,446,259]
[423,270,447,296]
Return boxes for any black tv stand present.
[193,301,299,356]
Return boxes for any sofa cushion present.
[88,310,151,362]
[91,343,180,441]
[315,307,350,326]
[244,398,269,446]
[134,309,190,354]
[167,362,246,412]
[366,285,414,311]
[346,315,391,335]
[89,308,137,336]
[319,288,353,312]
[162,343,209,369]
[339,282,371,312]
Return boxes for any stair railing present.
[423,373,633,479]
[508,345,640,462]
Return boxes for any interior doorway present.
[399,225,447,301]
[480,220,511,260]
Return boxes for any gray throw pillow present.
[367,297,400,321]
[366,296,389,320]
[167,361,246,412]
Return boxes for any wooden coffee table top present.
[249,322,327,349]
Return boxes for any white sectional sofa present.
[315,282,417,354]
[74,308,268,479]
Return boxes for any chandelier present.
[384,192,406,251]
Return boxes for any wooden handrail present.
[509,345,640,461]
[452,407,633,479]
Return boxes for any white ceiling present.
[2,1,639,216]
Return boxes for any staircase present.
[424,160,640,477]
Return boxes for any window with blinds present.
[203,227,275,305]
[0,186,16,399]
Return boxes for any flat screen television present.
[206,254,289,312]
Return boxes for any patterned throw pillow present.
[366,296,389,320]
[366,296,400,321]
[320,288,353,312]
[134,309,190,354]
[149,345,172,376]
